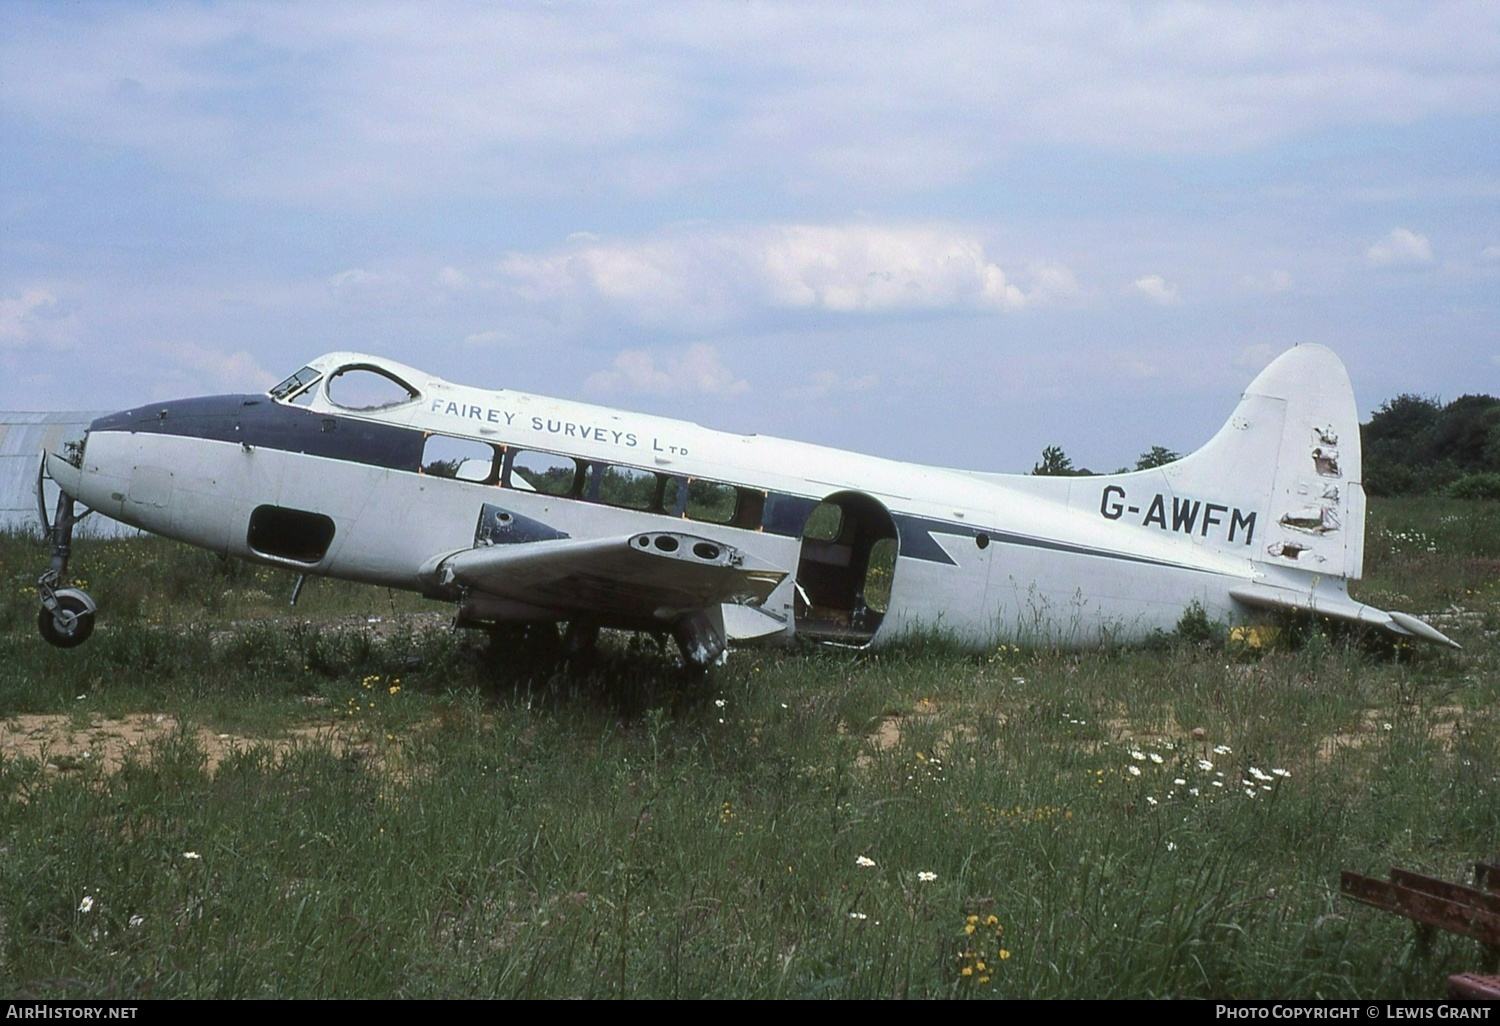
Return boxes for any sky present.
[2,1,1497,473]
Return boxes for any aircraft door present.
[793,491,898,645]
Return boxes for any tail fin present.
[1165,345,1457,647]
[1162,343,1365,579]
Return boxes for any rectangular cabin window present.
[506,450,583,497]
[687,479,738,523]
[422,434,498,483]
[661,477,765,530]
[592,464,663,510]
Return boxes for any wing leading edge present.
[419,530,788,628]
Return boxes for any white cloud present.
[150,341,277,398]
[9,4,1497,205]
[1481,245,1500,263]
[1130,275,1179,304]
[584,344,749,397]
[1240,270,1293,293]
[328,268,410,298]
[1366,228,1435,267]
[434,267,470,291]
[1025,263,1081,305]
[0,288,56,347]
[0,287,77,349]
[502,223,1054,328]
[782,370,879,402]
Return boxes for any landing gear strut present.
[37,483,96,649]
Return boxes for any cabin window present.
[863,537,898,613]
[507,450,583,497]
[422,434,498,483]
[591,464,663,510]
[683,479,738,524]
[802,502,844,542]
[247,505,336,564]
[325,366,420,411]
[270,367,322,404]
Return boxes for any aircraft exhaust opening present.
[654,536,679,553]
[247,505,336,565]
[693,542,720,561]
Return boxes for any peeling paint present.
[1280,506,1341,534]
[1311,447,1341,476]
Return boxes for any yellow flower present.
[999,949,1011,960]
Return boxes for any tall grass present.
[0,500,1496,998]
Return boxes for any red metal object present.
[1341,864,1500,978]
[1448,973,1500,1000]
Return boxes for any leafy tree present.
[1032,445,1075,476]
[1134,445,1181,470]
[1362,392,1500,496]
[1364,394,1441,447]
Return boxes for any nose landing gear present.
[37,584,96,648]
[36,467,97,649]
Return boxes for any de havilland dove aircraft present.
[34,343,1458,666]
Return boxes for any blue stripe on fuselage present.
[89,395,426,471]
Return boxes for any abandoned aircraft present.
[34,343,1458,666]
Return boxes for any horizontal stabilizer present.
[1229,582,1459,649]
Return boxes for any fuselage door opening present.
[793,490,898,645]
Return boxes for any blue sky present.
[3,1,1497,472]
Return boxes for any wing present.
[419,529,788,626]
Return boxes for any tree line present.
[1032,393,1500,499]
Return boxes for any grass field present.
[0,497,1496,998]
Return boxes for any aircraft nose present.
[88,393,253,435]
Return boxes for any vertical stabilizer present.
[1158,344,1365,579]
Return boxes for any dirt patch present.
[1314,705,1474,764]
[0,713,361,776]
[855,698,992,768]
[1315,708,1387,763]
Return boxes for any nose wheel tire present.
[38,591,96,649]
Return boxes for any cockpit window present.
[325,366,420,411]
[270,367,323,402]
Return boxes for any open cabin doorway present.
[794,491,898,645]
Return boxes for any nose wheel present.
[36,464,97,649]
[38,586,96,648]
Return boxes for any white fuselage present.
[50,346,1463,655]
